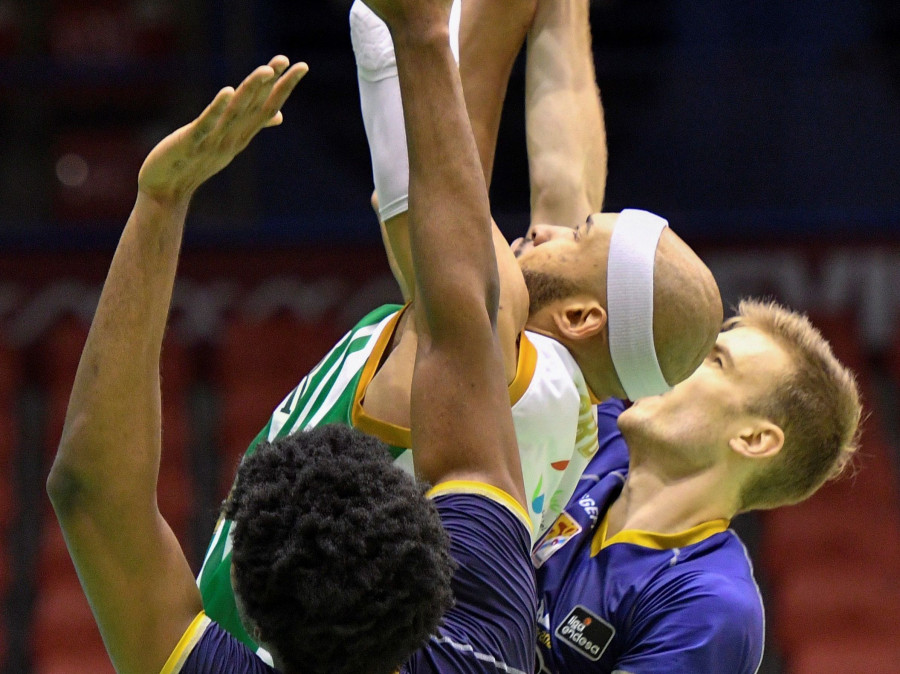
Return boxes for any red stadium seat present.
[49,0,177,63]
[0,339,21,663]
[787,635,900,674]
[51,128,150,225]
[771,564,900,655]
[30,514,115,674]
[30,574,115,674]
[0,338,21,534]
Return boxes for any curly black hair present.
[224,423,455,674]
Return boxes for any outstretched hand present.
[137,55,308,203]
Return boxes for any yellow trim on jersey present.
[428,480,532,533]
[352,305,413,449]
[352,315,539,448]
[160,612,212,674]
[508,332,537,405]
[590,511,730,557]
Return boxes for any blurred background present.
[0,0,899,672]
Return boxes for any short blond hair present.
[727,299,862,511]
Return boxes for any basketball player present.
[46,7,538,667]
[533,300,861,672]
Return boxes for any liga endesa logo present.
[554,605,614,662]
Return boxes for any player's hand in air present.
[137,55,308,204]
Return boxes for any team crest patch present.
[531,512,581,568]
[555,605,614,662]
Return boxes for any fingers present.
[268,54,290,76]
[221,64,277,126]
[262,62,309,126]
[214,59,307,137]
[190,86,235,144]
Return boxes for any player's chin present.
[620,399,654,424]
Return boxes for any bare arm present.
[46,58,307,674]
[368,0,525,508]
[526,0,607,228]
[355,0,528,380]
[459,0,536,187]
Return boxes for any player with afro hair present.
[225,424,455,674]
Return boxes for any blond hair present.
[727,299,862,511]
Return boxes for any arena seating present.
[0,339,21,668]
[761,311,900,673]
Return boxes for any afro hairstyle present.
[224,423,455,674]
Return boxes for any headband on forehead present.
[606,209,672,400]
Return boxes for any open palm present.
[137,55,308,203]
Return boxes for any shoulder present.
[640,531,764,644]
[648,532,763,618]
[163,614,276,674]
[429,481,532,537]
[625,537,764,670]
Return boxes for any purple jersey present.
[403,485,536,673]
[533,400,765,674]
[168,485,535,674]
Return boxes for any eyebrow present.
[712,343,734,369]
[579,215,594,240]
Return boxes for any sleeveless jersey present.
[198,304,597,652]
[169,486,535,674]
[534,400,765,674]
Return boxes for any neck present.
[606,461,737,538]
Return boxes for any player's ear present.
[729,421,784,459]
[552,297,607,341]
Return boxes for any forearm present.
[392,24,498,332]
[379,213,415,302]
[526,0,607,227]
[48,192,188,513]
[459,0,536,187]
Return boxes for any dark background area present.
[0,0,898,249]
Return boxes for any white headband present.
[606,209,672,400]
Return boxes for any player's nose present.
[529,224,564,246]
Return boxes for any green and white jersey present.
[196,304,404,653]
[197,304,599,654]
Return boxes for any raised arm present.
[526,0,607,228]
[459,0,537,187]
[351,0,528,381]
[46,58,307,674]
[364,0,525,508]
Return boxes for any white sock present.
[350,0,461,222]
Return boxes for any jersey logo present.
[554,605,614,662]
[532,512,582,568]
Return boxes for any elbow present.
[46,455,89,518]
[484,272,502,326]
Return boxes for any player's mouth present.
[511,237,533,258]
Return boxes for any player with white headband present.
[605,209,673,400]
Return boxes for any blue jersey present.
[167,486,535,674]
[161,614,277,674]
[403,484,536,674]
[533,400,765,674]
